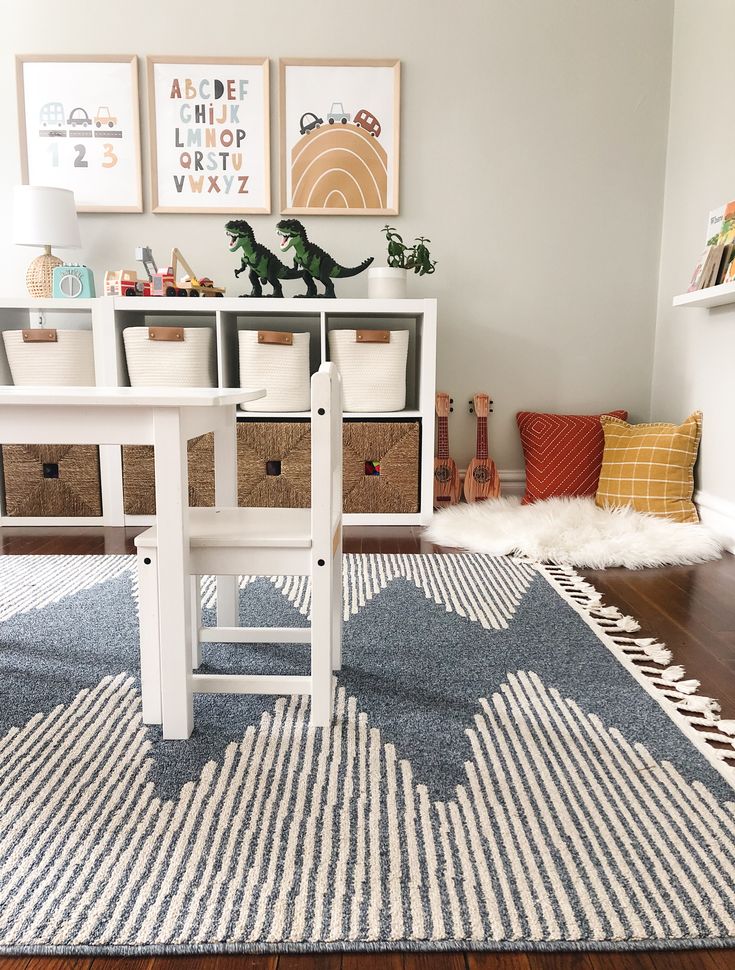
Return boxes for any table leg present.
[213,406,238,628]
[153,407,193,739]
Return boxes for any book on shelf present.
[686,200,735,292]
[706,200,735,246]
[704,244,726,288]
[687,246,715,291]
[721,244,735,284]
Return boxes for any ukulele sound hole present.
[434,466,451,483]
[473,466,490,484]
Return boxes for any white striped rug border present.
[539,563,735,788]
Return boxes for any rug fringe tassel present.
[590,607,641,633]
[677,695,721,720]
[641,644,673,666]
[661,665,686,682]
[539,563,735,776]
[672,679,702,695]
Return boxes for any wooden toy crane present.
[149,248,225,297]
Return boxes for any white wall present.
[651,0,735,540]
[2,0,673,470]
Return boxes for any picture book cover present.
[706,201,735,245]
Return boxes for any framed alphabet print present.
[16,55,142,213]
[279,58,400,215]
[148,56,270,213]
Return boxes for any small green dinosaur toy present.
[225,219,304,297]
[275,219,373,298]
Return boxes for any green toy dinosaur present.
[275,219,373,298]
[225,219,304,297]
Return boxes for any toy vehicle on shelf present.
[103,269,151,297]
[151,249,225,297]
[106,248,225,298]
[354,108,381,137]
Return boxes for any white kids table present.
[0,385,265,739]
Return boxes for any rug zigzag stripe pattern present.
[186,554,537,630]
[543,564,735,777]
[2,672,735,945]
[0,554,133,621]
[2,553,735,950]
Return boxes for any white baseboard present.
[459,468,526,497]
[497,469,526,496]
[694,490,735,554]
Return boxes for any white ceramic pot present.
[367,267,408,299]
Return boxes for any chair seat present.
[134,506,312,550]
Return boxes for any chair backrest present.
[310,362,342,546]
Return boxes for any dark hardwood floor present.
[2,525,735,970]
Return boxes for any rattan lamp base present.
[26,249,63,298]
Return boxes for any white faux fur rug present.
[424,496,724,568]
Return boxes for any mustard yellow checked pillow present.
[595,412,702,523]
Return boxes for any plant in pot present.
[368,226,437,298]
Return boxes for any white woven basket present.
[328,329,409,412]
[123,327,216,387]
[2,329,95,386]
[238,331,311,412]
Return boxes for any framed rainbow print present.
[279,59,400,215]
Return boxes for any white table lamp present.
[12,186,81,298]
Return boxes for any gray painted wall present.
[1,0,674,469]
[651,0,735,517]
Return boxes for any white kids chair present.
[134,362,343,730]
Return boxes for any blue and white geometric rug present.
[1,553,735,955]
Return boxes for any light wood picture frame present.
[147,56,270,214]
[16,54,142,213]
[279,58,400,216]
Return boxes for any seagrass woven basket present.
[343,420,420,513]
[237,421,311,507]
[123,326,216,387]
[2,329,95,386]
[1,444,102,517]
[122,434,215,515]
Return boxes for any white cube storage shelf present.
[0,297,437,527]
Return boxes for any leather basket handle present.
[22,329,58,343]
[258,330,293,346]
[148,327,184,341]
[356,330,390,343]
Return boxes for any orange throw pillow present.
[517,410,628,504]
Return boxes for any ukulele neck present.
[437,415,450,459]
[476,416,488,460]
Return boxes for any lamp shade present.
[12,186,81,249]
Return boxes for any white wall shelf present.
[0,296,437,528]
[673,282,735,309]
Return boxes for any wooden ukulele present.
[463,393,500,502]
[433,392,461,508]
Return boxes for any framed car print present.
[16,55,142,212]
[147,56,270,213]
[279,58,400,215]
